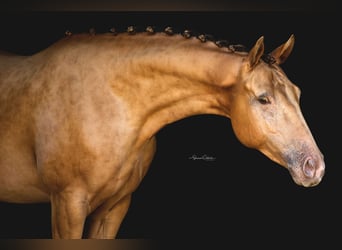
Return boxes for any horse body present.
[0,30,325,238]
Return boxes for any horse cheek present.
[231,103,260,149]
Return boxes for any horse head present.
[229,35,325,187]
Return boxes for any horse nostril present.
[303,157,316,178]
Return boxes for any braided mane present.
[64,25,276,64]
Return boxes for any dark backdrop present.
[0,5,340,247]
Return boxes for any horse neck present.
[102,33,244,142]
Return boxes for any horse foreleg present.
[50,189,90,239]
[86,194,132,239]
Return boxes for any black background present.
[0,0,340,247]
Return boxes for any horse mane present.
[64,25,276,65]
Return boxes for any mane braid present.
[63,25,276,62]
[261,54,276,65]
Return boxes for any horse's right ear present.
[247,36,264,70]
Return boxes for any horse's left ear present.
[270,34,295,65]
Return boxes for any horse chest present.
[85,136,157,209]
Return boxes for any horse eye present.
[257,95,270,105]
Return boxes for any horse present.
[0,26,325,239]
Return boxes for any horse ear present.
[270,34,295,65]
[247,36,265,70]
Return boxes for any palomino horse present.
[0,26,325,239]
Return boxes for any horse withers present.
[0,27,325,238]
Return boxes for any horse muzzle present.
[288,154,325,187]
